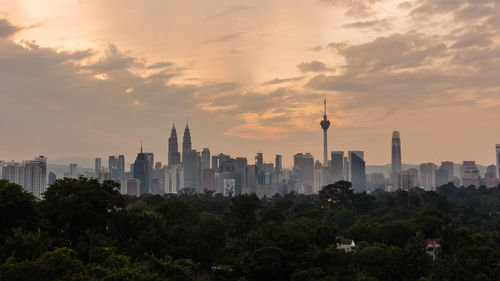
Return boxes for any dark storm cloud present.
[297,61,334,73]
[0,19,19,37]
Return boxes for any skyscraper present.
[168,123,181,165]
[109,156,120,180]
[331,151,344,183]
[419,163,436,190]
[118,155,125,179]
[275,155,282,184]
[182,122,192,155]
[294,153,314,194]
[69,163,78,179]
[183,149,201,191]
[391,131,402,189]
[462,161,480,187]
[348,151,366,193]
[201,148,211,171]
[133,142,153,195]
[320,99,331,167]
[48,171,57,186]
[95,157,101,177]
[441,161,454,180]
[255,153,263,170]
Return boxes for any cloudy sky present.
[0,0,499,167]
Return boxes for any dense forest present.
[1,178,500,281]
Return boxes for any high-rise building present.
[2,156,47,198]
[183,149,200,191]
[401,168,419,189]
[391,131,402,189]
[419,163,436,190]
[212,156,219,173]
[108,156,121,180]
[348,151,366,193]
[120,178,141,196]
[95,157,101,177]
[483,165,498,187]
[182,122,192,156]
[255,153,263,170]
[168,123,181,165]
[69,163,78,179]
[118,155,125,179]
[275,155,282,184]
[441,161,454,180]
[320,99,331,167]
[368,173,385,191]
[462,161,480,187]
[201,148,211,171]
[313,161,323,193]
[244,165,257,194]
[133,143,153,195]
[331,151,344,183]
[496,145,500,180]
[435,167,449,187]
[485,165,496,179]
[48,172,57,186]
[165,164,183,193]
[294,153,314,194]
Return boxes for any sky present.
[0,0,499,167]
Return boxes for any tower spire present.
[140,140,143,153]
[320,99,331,167]
[324,99,327,118]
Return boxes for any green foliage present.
[0,180,39,234]
[1,179,500,280]
[319,181,353,208]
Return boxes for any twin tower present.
[168,122,191,165]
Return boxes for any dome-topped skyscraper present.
[320,99,331,167]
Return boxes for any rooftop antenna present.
[324,99,327,118]
[140,140,143,153]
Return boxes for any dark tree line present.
[1,178,500,281]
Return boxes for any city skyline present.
[1,1,500,165]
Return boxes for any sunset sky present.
[0,0,499,167]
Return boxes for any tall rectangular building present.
[201,148,211,171]
[183,150,201,191]
[348,151,366,193]
[331,151,344,183]
[95,157,101,177]
[440,161,454,180]
[419,163,436,190]
[69,163,78,179]
[293,153,314,194]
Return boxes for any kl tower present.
[320,99,331,167]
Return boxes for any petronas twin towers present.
[168,122,192,166]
